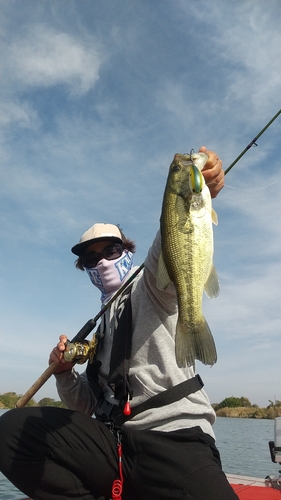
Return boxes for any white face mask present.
[86,250,134,302]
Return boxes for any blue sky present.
[0,0,280,407]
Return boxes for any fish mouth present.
[181,152,208,171]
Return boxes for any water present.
[0,410,280,499]
[214,417,280,478]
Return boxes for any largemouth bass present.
[157,152,219,367]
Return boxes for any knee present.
[0,408,30,449]
[0,409,15,441]
[0,410,17,469]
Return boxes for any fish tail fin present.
[175,319,217,368]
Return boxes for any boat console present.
[267,417,281,490]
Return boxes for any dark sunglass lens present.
[103,244,123,260]
[82,253,99,268]
[82,244,123,268]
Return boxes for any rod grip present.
[15,319,97,408]
[15,362,58,408]
[70,318,97,343]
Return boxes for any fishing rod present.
[224,109,281,175]
[16,109,280,407]
[15,263,144,408]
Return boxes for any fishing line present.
[208,110,281,192]
[223,180,281,192]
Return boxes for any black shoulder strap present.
[85,323,104,402]
[95,374,204,427]
[108,284,133,403]
[86,285,133,406]
[125,374,204,421]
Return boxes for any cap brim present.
[71,236,123,256]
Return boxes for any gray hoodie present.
[56,231,216,438]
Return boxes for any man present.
[0,147,238,499]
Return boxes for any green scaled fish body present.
[157,152,219,367]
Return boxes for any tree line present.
[212,396,281,419]
[0,392,66,409]
[1,392,281,418]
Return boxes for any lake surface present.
[0,410,280,499]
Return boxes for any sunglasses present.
[81,243,124,269]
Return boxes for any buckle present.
[95,399,121,424]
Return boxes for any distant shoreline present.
[1,404,281,420]
[1,394,281,420]
[215,406,281,419]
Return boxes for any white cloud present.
[204,262,280,346]
[5,25,104,95]
[221,172,281,257]
[0,99,40,129]
[177,0,281,121]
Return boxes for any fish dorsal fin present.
[204,264,220,298]
[212,208,218,225]
[156,251,172,290]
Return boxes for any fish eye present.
[172,165,181,172]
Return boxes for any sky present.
[0,0,280,409]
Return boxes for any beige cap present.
[71,223,125,256]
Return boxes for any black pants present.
[0,407,238,500]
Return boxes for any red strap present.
[112,440,123,500]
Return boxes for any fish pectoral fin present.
[156,251,172,290]
[175,318,217,368]
[211,208,218,225]
[204,265,220,298]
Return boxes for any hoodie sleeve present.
[54,368,97,415]
[142,229,178,314]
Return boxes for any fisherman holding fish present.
[0,147,238,499]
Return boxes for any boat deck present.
[227,474,281,499]
[18,474,281,500]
